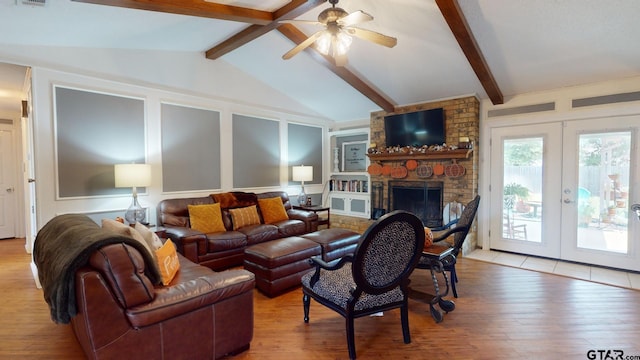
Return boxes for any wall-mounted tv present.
[384,108,445,147]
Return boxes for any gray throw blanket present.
[34,214,161,324]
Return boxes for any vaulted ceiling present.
[1,0,640,122]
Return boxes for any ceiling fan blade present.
[338,10,373,27]
[347,27,397,48]
[282,30,325,60]
[334,53,348,67]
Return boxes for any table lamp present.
[114,163,151,224]
[292,165,313,206]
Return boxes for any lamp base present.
[124,196,146,225]
[297,191,307,206]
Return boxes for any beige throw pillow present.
[134,222,165,253]
[102,218,153,257]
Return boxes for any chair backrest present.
[351,210,425,295]
[451,195,481,255]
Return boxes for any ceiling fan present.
[282,0,397,66]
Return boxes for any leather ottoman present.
[300,228,361,262]
[244,236,321,297]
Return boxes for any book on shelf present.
[329,179,368,193]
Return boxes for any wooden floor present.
[2,237,640,359]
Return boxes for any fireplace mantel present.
[367,149,472,161]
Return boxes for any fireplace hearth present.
[388,181,443,227]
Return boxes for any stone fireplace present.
[367,96,480,255]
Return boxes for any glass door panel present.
[502,137,543,243]
[562,118,639,271]
[490,123,562,258]
[576,132,631,253]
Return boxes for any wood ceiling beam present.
[72,0,396,112]
[71,0,274,25]
[435,0,504,105]
[277,24,396,113]
[206,0,327,60]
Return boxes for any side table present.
[421,244,456,323]
[293,205,330,228]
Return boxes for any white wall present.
[0,44,328,120]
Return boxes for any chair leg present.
[346,316,356,360]
[401,303,411,344]
[303,293,310,323]
[450,267,458,298]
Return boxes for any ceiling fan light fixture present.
[316,32,332,55]
[334,31,352,56]
[315,30,352,57]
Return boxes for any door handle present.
[563,198,574,204]
[6,187,14,193]
[28,178,35,183]
[632,204,640,220]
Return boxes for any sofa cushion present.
[273,219,307,237]
[206,231,247,252]
[229,205,261,230]
[155,240,181,285]
[238,224,280,245]
[188,203,226,233]
[258,197,289,224]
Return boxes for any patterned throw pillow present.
[229,205,261,230]
[155,239,180,286]
[258,197,289,224]
[188,203,226,233]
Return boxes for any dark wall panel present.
[233,114,280,188]
[288,123,322,185]
[161,103,221,192]
[55,86,145,198]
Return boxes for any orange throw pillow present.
[424,227,434,248]
[258,197,289,224]
[188,203,226,233]
[155,240,180,286]
[229,205,261,230]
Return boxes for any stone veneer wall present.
[331,96,480,255]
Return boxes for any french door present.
[490,116,640,271]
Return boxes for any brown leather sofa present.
[72,243,255,359]
[34,214,255,360]
[157,191,319,271]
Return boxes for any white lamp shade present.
[292,165,313,182]
[114,164,152,188]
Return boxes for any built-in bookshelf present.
[327,128,371,219]
[329,177,369,193]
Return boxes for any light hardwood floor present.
[2,237,640,359]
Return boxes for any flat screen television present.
[384,108,445,147]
